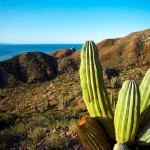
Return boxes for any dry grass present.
[0,64,149,149]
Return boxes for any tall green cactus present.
[114,80,140,144]
[139,68,150,125]
[80,41,115,139]
[76,117,112,150]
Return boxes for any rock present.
[66,130,73,137]
[52,127,56,133]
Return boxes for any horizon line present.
[0,43,83,45]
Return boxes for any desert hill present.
[0,52,57,87]
[0,28,149,114]
[0,29,149,88]
[49,48,79,75]
[97,29,150,68]
[70,28,150,68]
[0,29,150,149]
[0,49,79,87]
[50,28,150,71]
[49,47,76,59]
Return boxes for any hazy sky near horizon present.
[0,0,150,44]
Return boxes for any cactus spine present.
[80,41,115,139]
[114,80,140,144]
[139,68,150,125]
[76,117,111,150]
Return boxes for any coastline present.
[0,44,82,61]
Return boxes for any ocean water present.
[0,44,82,61]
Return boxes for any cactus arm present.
[114,80,140,144]
[139,68,150,125]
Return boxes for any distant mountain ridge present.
[0,29,149,87]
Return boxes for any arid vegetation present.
[0,29,150,149]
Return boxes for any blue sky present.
[0,0,150,44]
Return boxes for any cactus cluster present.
[77,41,150,149]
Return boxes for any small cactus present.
[114,80,140,144]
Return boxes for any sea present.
[0,44,82,61]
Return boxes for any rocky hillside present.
[0,29,150,150]
[0,52,57,87]
[49,48,80,75]
[0,29,150,87]
[53,29,150,70]
[97,29,150,68]
[51,28,150,77]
